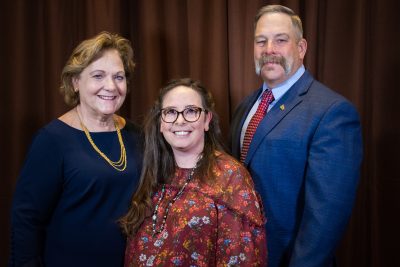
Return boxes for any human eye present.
[163,108,177,116]
[161,108,178,122]
[275,35,289,45]
[184,107,200,116]
[114,73,126,81]
[92,73,104,80]
[255,37,266,46]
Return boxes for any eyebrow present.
[162,105,200,109]
[275,33,290,38]
[89,70,125,75]
[255,33,290,39]
[89,70,105,75]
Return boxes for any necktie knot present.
[258,90,275,115]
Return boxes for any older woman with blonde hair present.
[10,31,142,267]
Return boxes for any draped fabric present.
[1,0,399,266]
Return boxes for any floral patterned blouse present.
[125,153,267,266]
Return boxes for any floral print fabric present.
[125,153,267,266]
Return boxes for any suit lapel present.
[244,71,314,165]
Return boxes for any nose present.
[175,112,186,124]
[263,40,275,54]
[105,76,117,91]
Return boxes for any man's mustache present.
[258,54,287,69]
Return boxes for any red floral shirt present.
[125,153,267,266]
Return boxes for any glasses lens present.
[183,107,201,122]
[161,107,204,123]
[162,109,178,123]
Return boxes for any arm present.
[215,162,267,266]
[9,129,64,267]
[289,101,363,267]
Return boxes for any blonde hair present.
[60,31,135,106]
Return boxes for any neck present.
[76,106,115,132]
[173,151,202,168]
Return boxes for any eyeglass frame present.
[160,106,207,123]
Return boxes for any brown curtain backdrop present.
[1,0,399,266]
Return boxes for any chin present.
[261,65,283,76]
[262,75,284,84]
[100,112,116,117]
[99,107,119,115]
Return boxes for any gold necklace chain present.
[78,113,127,172]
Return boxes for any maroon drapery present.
[1,1,399,266]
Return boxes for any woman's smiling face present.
[160,86,211,156]
[73,49,127,118]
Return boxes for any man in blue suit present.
[230,5,363,267]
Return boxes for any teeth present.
[174,131,189,136]
[99,95,116,100]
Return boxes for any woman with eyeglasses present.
[120,78,267,266]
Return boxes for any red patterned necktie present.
[240,90,274,162]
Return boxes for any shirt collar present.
[262,65,305,102]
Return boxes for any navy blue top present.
[10,119,142,267]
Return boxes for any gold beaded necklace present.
[77,109,127,172]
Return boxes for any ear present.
[297,38,307,60]
[204,112,212,131]
[72,76,80,92]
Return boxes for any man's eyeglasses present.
[160,106,206,123]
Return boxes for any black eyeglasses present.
[160,106,206,123]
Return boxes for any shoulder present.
[121,119,144,154]
[33,119,72,143]
[123,120,143,144]
[298,71,354,106]
[211,152,258,203]
[21,120,68,167]
[214,152,252,181]
[295,77,360,122]
[121,118,143,139]
[300,80,362,143]
[208,152,264,225]
[307,79,357,108]
[122,119,142,134]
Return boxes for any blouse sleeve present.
[9,129,64,267]
[215,159,267,266]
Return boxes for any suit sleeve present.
[289,100,363,267]
[9,130,64,267]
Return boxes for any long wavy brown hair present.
[119,78,225,237]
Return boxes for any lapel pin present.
[280,104,285,111]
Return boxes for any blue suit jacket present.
[230,71,363,267]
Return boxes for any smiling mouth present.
[98,95,117,100]
[174,131,190,136]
